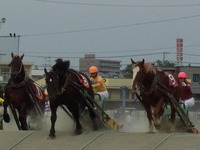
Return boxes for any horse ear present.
[140,59,145,67]
[11,52,14,58]
[20,54,24,60]
[131,58,135,64]
[44,68,47,74]
[142,59,145,62]
[142,59,145,64]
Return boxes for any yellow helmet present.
[89,66,98,74]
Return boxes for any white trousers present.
[182,97,195,107]
[96,91,109,101]
[0,107,3,116]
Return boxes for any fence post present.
[120,86,128,110]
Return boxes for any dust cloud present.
[2,107,200,134]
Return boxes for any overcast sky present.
[1,0,200,70]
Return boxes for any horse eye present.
[49,78,52,82]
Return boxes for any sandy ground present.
[1,108,200,150]
[3,107,200,133]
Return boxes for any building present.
[79,54,121,78]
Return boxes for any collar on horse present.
[139,68,177,96]
[61,69,88,93]
[139,67,160,95]
[5,76,33,90]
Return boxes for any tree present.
[155,60,175,67]
[121,64,132,78]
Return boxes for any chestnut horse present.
[44,58,98,138]
[3,53,45,130]
[131,59,181,132]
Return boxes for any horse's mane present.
[52,58,70,72]
[143,62,157,75]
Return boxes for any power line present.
[19,52,200,60]
[33,0,200,8]
[21,14,200,37]
[21,44,200,54]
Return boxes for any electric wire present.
[32,0,200,8]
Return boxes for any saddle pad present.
[165,72,178,88]
[35,86,44,100]
[80,74,90,88]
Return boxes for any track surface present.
[1,108,200,150]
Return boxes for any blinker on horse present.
[44,58,98,138]
[131,58,181,133]
[3,53,45,130]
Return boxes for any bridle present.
[136,66,158,95]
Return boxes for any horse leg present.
[83,96,98,130]
[153,98,164,130]
[142,103,154,133]
[49,106,57,138]
[3,98,10,123]
[88,107,98,131]
[68,105,83,135]
[146,107,154,133]
[18,108,28,130]
[169,108,176,132]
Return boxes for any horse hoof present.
[154,126,161,130]
[3,114,10,123]
[93,124,98,131]
[75,129,83,135]
[48,134,56,139]
[147,131,155,134]
[154,124,161,130]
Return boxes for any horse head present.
[44,68,60,101]
[131,58,157,93]
[131,58,145,92]
[9,52,25,82]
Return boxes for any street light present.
[0,17,6,29]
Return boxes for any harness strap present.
[61,69,88,91]
[141,68,159,95]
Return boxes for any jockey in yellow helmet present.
[89,66,109,101]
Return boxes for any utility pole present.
[9,33,20,54]
[163,52,169,64]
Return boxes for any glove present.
[181,82,186,87]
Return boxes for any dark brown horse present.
[131,59,181,132]
[3,53,45,130]
[44,58,98,138]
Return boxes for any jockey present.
[178,71,195,107]
[89,66,109,102]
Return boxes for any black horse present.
[44,58,98,138]
[3,53,45,130]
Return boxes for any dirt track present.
[1,108,200,150]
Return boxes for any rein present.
[61,69,84,93]
[58,69,83,95]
